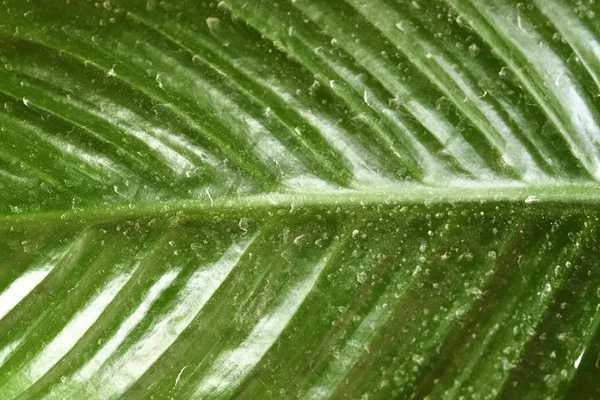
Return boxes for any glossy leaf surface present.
[1,0,600,399]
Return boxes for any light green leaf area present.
[1,0,600,399]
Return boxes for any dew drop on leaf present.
[356,271,367,283]
[468,43,480,57]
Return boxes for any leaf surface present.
[1,0,600,399]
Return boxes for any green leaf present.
[1,0,600,398]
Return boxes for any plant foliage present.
[1,0,600,399]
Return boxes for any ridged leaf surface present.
[1,1,600,399]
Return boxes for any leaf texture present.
[1,1,600,399]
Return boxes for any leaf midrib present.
[3,183,599,226]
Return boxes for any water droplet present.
[356,271,368,283]
[238,218,248,232]
[468,43,480,57]
[293,234,306,246]
[412,354,425,365]
[525,195,539,204]
[206,17,221,35]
